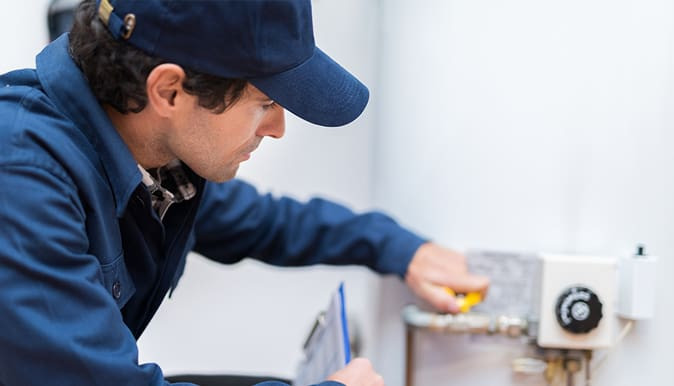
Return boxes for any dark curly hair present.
[68,0,247,114]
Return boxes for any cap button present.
[121,13,136,40]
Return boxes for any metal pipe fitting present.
[402,304,529,337]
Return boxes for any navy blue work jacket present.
[0,35,425,385]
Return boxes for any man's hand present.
[405,242,489,314]
[326,358,384,386]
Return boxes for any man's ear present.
[145,63,188,117]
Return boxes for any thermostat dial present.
[555,286,603,334]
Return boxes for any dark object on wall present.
[48,0,80,41]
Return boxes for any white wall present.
[373,1,674,385]
[0,1,51,73]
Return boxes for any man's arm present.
[0,164,187,385]
[193,180,489,314]
[193,179,425,276]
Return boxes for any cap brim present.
[250,47,369,127]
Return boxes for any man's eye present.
[262,101,277,110]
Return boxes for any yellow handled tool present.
[445,288,482,313]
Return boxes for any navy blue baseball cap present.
[96,0,369,127]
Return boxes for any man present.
[0,0,489,385]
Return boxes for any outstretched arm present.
[193,179,425,275]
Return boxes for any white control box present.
[617,253,658,319]
[537,254,617,349]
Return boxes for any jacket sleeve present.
[193,179,426,277]
[0,164,190,386]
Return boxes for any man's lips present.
[241,141,261,161]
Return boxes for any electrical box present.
[617,250,658,319]
[536,254,617,349]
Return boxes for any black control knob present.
[555,286,603,334]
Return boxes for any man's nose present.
[257,108,285,139]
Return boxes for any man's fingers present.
[327,357,385,386]
[426,274,490,313]
[445,273,490,296]
[418,281,460,313]
[405,243,491,314]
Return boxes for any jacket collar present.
[35,34,141,218]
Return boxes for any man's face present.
[168,84,285,182]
